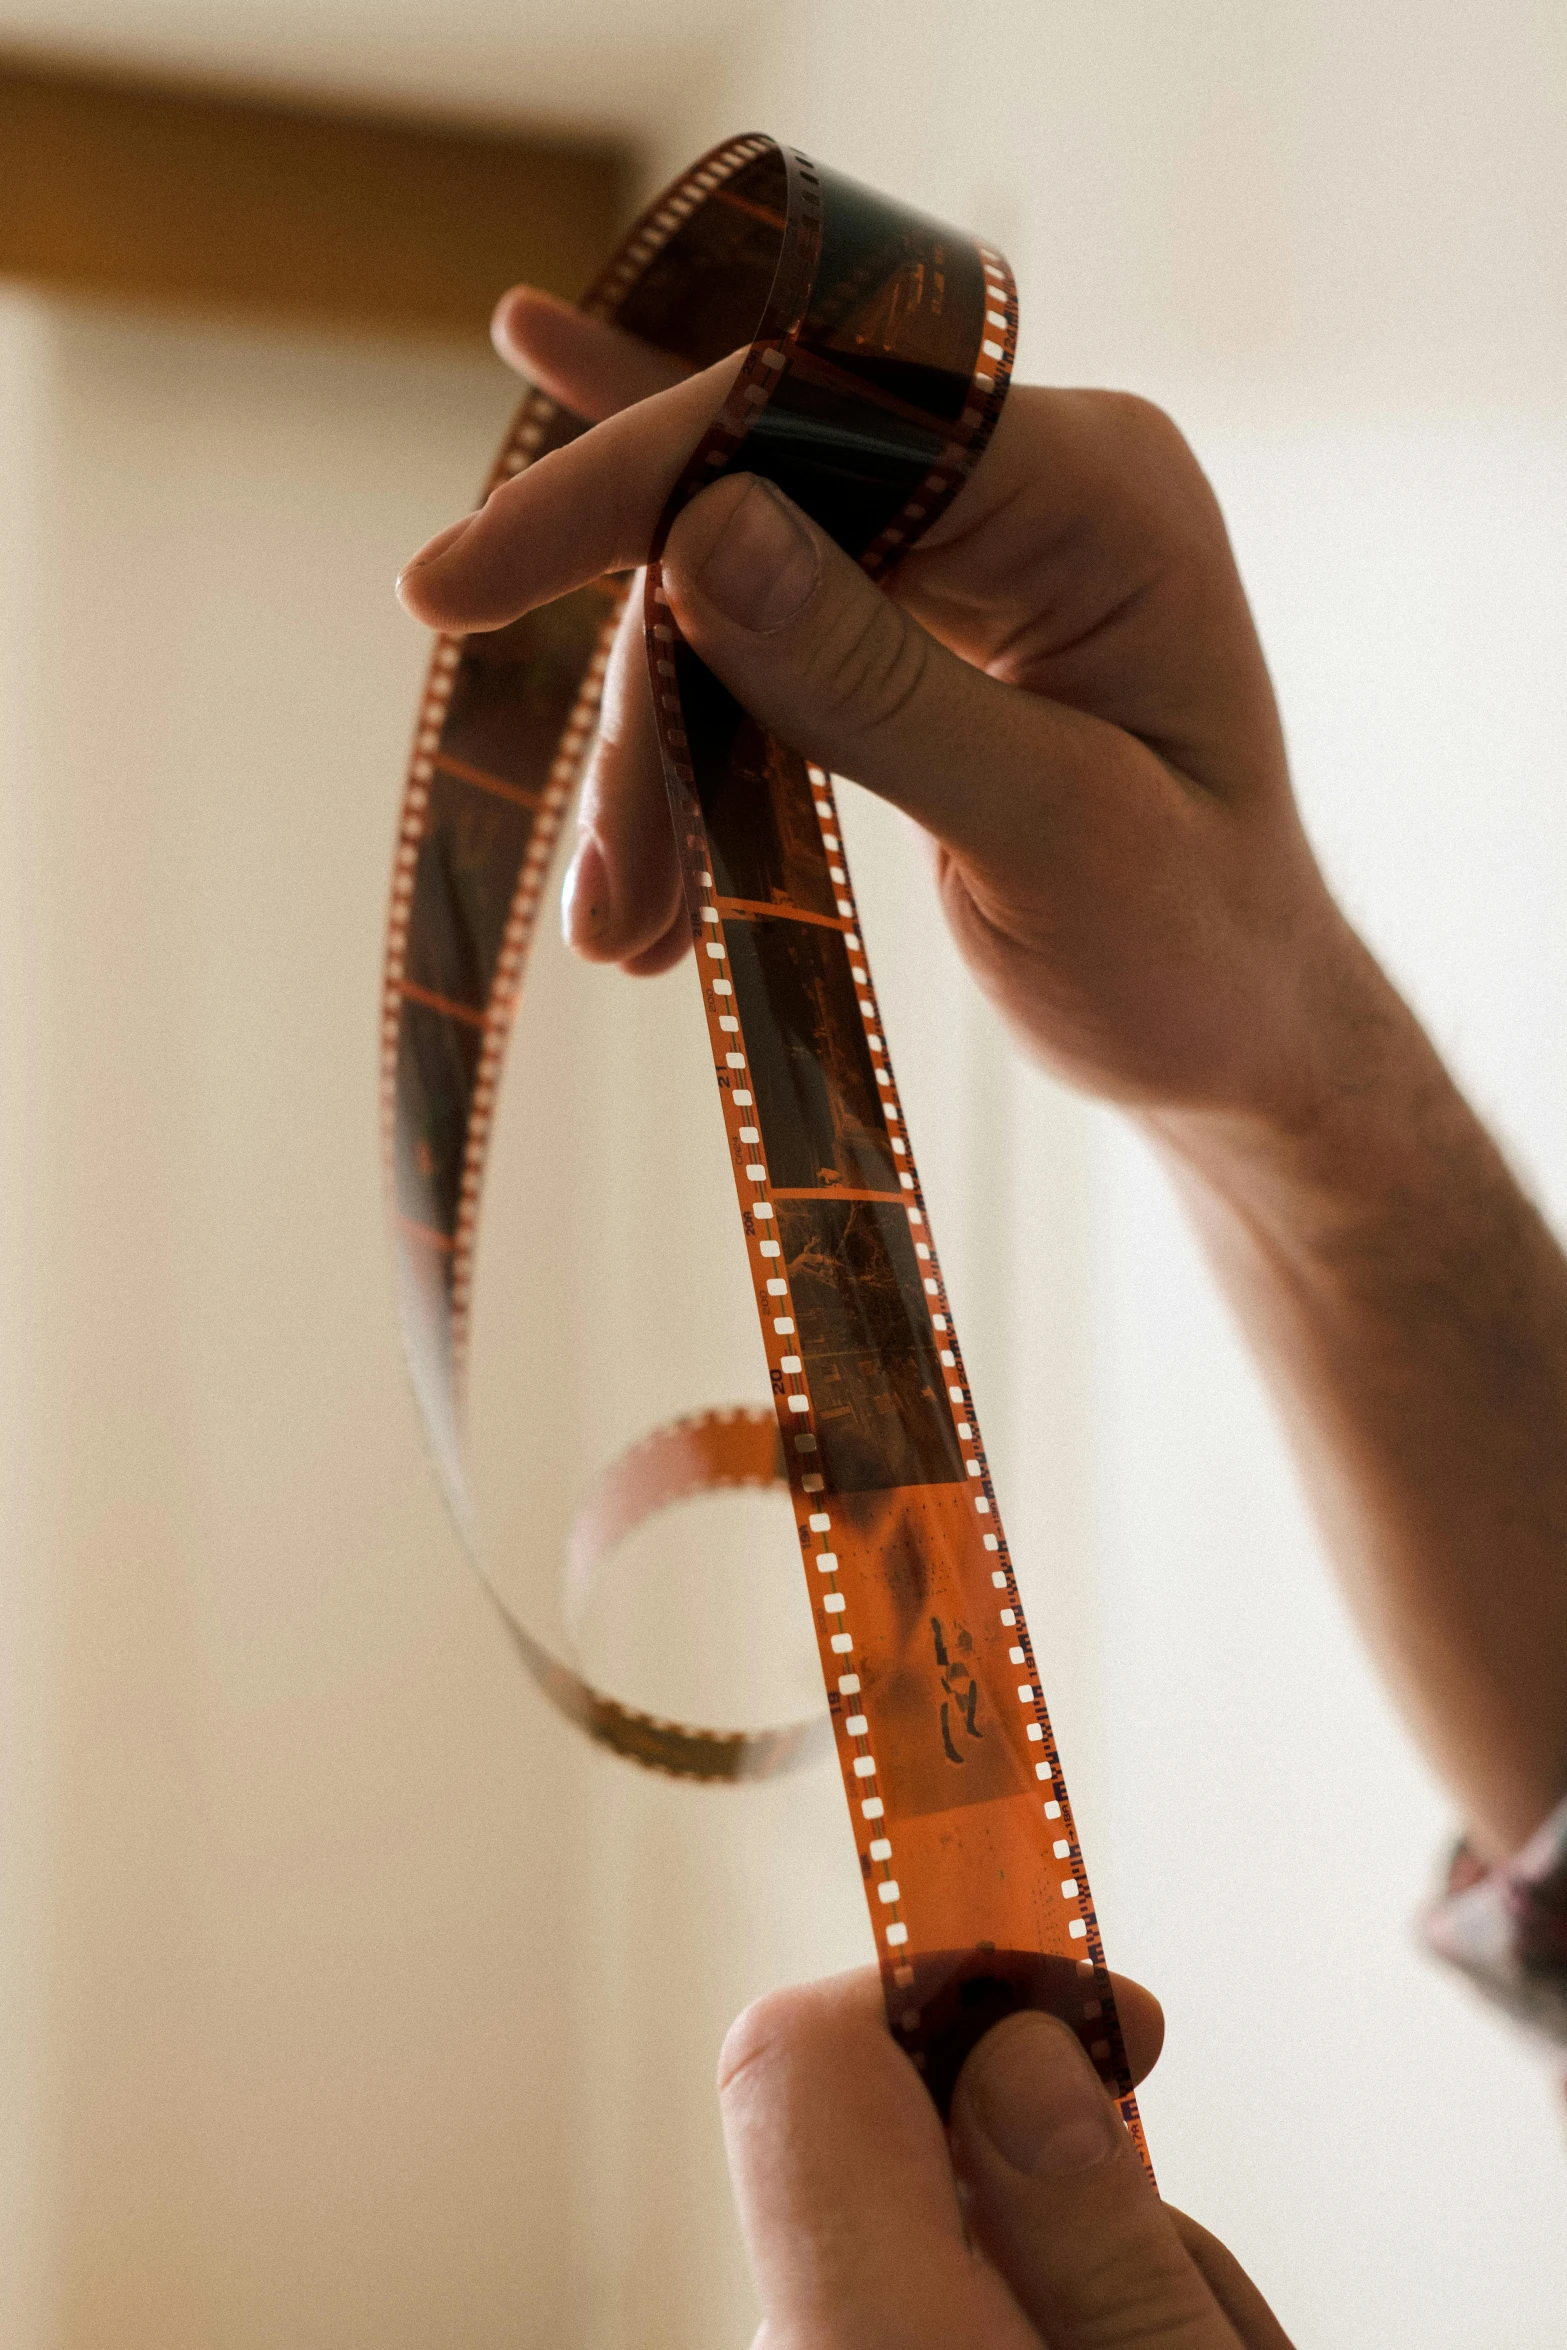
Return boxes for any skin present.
[399,283,1567,2337]
[718,1969,1294,2349]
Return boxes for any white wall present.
[1,2,1564,2344]
[1097,415,1567,2330]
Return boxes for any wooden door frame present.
[0,54,630,341]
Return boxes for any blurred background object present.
[0,55,627,335]
[0,5,1562,2346]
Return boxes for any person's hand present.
[398,289,1567,1858]
[719,1969,1293,2349]
[398,285,1362,1127]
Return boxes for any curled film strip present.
[383,134,1148,2154]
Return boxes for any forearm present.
[1148,916,1567,1857]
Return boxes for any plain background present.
[1,2,1564,2342]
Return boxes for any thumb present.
[660,473,1111,871]
[949,2014,1294,2349]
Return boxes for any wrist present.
[1139,913,1455,1267]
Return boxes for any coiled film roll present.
[384,133,1148,2156]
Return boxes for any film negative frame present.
[382,132,1150,2163]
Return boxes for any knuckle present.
[716,1983,812,2100]
[718,1974,880,2109]
[1073,390,1228,570]
[811,593,933,744]
[1058,2221,1223,2349]
[1092,389,1197,469]
[1079,389,1213,510]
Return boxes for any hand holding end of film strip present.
[400,281,1372,1135]
[722,1969,1294,2349]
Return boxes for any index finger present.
[492,284,693,416]
[396,347,742,635]
[719,1972,1036,2350]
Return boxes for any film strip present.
[383,133,1149,2160]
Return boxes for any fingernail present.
[562,827,610,947]
[399,510,480,582]
[963,2014,1121,2176]
[694,478,819,631]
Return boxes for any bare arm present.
[1155,928,1567,1856]
[401,286,1567,1859]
